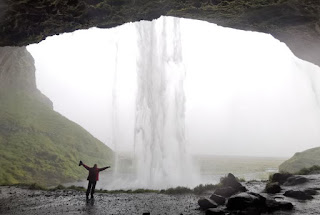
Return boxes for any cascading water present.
[134,17,196,188]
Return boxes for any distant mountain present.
[279,147,320,173]
[0,47,113,186]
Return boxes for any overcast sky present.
[27,17,320,158]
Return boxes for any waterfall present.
[134,16,195,188]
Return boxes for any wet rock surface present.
[198,174,320,215]
[0,187,201,215]
[198,198,218,210]
[209,194,226,205]
[283,176,308,186]
[283,190,313,200]
[2,174,320,214]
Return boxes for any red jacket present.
[82,164,108,182]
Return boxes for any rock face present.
[0,46,113,186]
[0,0,320,67]
[0,47,52,108]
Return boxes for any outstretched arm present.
[99,166,111,172]
[82,163,90,170]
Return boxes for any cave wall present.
[0,0,319,66]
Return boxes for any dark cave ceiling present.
[0,0,319,66]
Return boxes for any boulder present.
[205,208,225,215]
[226,192,266,210]
[277,201,294,210]
[214,186,238,198]
[283,190,313,200]
[198,198,218,210]
[270,173,292,185]
[220,173,247,192]
[283,176,308,186]
[265,197,293,212]
[265,182,281,194]
[304,188,318,196]
[209,194,226,205]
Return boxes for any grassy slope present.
[279,147,320,173]
[0,90,113,186]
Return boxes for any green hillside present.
[279,147,320,173]
[0,89,113,186]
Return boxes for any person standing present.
[79,160,110,200]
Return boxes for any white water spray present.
[134,17,196,188]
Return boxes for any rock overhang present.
[0,0,319,66]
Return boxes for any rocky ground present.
[1,174,320,215]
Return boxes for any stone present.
[214,187,238,198]
[198,198,218,210]
[205,208,225,215]
[270,173,292,185]
[283,190,313,200]
[226,192,266,210]
[220,173,247,192]
[283,176,308,186]
[277,200,294,210]
[304,188,318,196]
[265,182,281,194]
[209,194,226,205]
[265,197,293,212]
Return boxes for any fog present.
[27,17,320,158]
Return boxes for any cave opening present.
[27,16,320,189]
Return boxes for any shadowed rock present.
[205,208,225,215]
[283,176,308,186]
[270,173,293,185]
[304,188,318,196]
[284,190,313,200]
[265,182,281,194]
[266,198,293,212]
[198,198,218,210]
[214,187,238,198]
[210,194,226,205]
[226,192,266,210]
[220,173,247,192]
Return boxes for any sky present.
[27,16,320,158]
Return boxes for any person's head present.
[94,164,97,168]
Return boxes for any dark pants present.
[86,181,97,198]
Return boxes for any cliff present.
[0,47,113,186]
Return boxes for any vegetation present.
[295,165,320,175]
[0,89,113,186]
[4,182,222,195]
[279,147,320,173]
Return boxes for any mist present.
[27,16,320,159]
